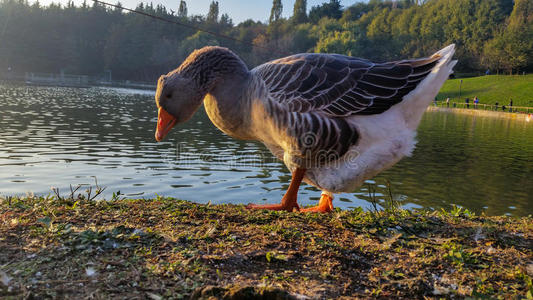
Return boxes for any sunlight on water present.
[0,84,532,215]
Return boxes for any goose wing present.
[253,53,441,117]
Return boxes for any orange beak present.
[155,107,177,142]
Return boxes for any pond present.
[1,84,532,216]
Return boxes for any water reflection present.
[0,84,531,216]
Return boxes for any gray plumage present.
[156,45,457,194]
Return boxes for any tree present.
[292,0,307,24]
[269,0,282,24]
[220,13,233,27]
[0,0,528,81]
[268,0,284,43]
[340,2,369,23]
[482,34,506,74]
[178,0,187,18]
[501,0,533,73]
[315,30,356,55]
[309,0,342,23]
[206,1,219,23]
[289,23,317,52]
[482,0,533,74]
[179,31,219,57]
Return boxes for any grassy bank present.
[1,196,532,299]
[438,75,533,107]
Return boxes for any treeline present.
[0,0,531,82]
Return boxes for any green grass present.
[438,75,533,107]
[1,195,532,299]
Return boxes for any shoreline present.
[426,106,532,122]
[1,196,531,299]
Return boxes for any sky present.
[32,0,359,23]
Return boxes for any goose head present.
[155,73,205,142]
[154,46,247,142]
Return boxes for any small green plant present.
[383,180,401,214]
[364,180,402,217]
[366,183,380,217]
[443,242,476,268]
[111,190,125,201]
[516,269,533,299]
[445,205,474,217]
[265,251,288,263]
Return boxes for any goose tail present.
[401,44,457,129]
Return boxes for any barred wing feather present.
[253,53,441,117]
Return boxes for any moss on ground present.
[1,196,532,299]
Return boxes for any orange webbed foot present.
[301,193,334,213]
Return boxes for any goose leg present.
[246,168,306,212]
[301,192,334,213]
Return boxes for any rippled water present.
[1,84,532,216]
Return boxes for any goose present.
[155,45,457,212]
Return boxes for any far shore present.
[427,105,532,122]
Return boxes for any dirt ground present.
[1,196,532,299]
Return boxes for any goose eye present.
[166,92,172,99]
